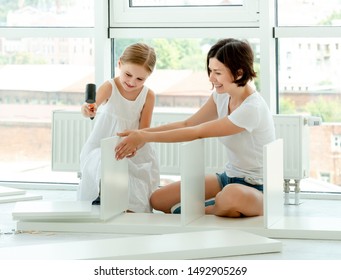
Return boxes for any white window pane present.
[278,0,341,26]
[0,37,94,183]
[114,38,260,109]
[1,0,94,27]
[130,0,243,7]
[278,38,341,192]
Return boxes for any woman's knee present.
[213,184,262,217]
[149,189,163,210]
[149,186,178,213]
[216,185,243,205]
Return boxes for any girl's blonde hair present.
[120,43,156,74]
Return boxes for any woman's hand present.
[81,102,97,119]
[115,130,144,160]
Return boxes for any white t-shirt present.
[213,90,275,184]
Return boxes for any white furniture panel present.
[12,136,128,222]
[263,139,284,228]
[180,139,205,226]
[0,229,281,260]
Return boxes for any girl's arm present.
[81,81,112,118]
[138,89,155,129]
[126,89,155,157]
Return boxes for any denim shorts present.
[216,172,263,192]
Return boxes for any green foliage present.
[0,51,47,65]
[151,38,205,70]
[113,39,143,66]
[0,1,17,24]
[304,96,341,122]
[253,62,260,89]
[152,39,181,69]
[0,0,76,25]
[114,38,207,71]
[168,39,205,70]
[0,55,8,64]
[16,52,46,64]
[279,97,296,114]
[319,10,341,25]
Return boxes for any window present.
[278,0,341,26]
[110,0,259,28]
[1,0,341,194]
[0,0,95,185]
[332,135,341,151]
[113,38,260,109]
[0,36,94,184]
[130,0,243,7]
[2,0,94,27]
[276,0,341,193]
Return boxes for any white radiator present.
[52,110,94,172]
[273,115,310,180]
[52,110,319,183]
[51,110,226,175]
[151,110,227,175]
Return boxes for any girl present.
[115,38,275,218]
[77,43,160,213]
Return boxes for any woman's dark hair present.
[206,38,257,87]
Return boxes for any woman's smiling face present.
[208,57,236,94]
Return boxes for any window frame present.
[110,0,260,28]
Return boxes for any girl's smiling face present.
[118,61,150,93]
[208,57,237,94]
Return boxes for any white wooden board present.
[0,186,25,197]
[12,201,92,219]
[263,139,284,228]
[180,139,205,226]
[100,136,129,220]
[0,229,281,260]
[0,194,42,204]
[11,136,129,222]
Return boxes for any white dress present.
[77,79,160,213]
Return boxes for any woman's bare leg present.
[205,184,263,217]
[150,181,181,213]
[150,174,221,213]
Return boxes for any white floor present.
[1,188,341,260]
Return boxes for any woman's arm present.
[115,94,219,159]
[143,94,219,132]
[116,113,244,159]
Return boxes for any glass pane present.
[114,38,260,109]
[278,0,341,26]
[278,38,341,193]
[1,0,94,27]
[0,37,95,183]
[130,0,243,7]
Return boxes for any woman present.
[115,38,275,218]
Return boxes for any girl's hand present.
[115,130,144,160]
[126,148,137,158]
[81,102,97,119]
